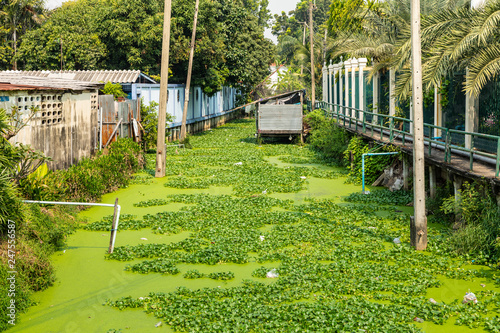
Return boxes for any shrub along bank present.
[0,134,143,330]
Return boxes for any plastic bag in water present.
[266,268,279,278]
[462,292,478,304]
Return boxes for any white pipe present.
[23,200,116,207]
[23,200,121,251]
[111,205,121,253]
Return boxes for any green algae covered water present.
[8,120,500,333]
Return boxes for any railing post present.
[428,125,432,156]
[496,138,500,177]
[390,118,394,142]
[470,136,474,171]
[343,106,346,127]
[361,110,366,133]
[445,129,451,163]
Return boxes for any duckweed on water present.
[344,189,413,206]
[101,120,500,332]
[133,198,167,207]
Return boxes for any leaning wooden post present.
[108,198,119,254]
[180,0,200,142]
[155,0,173,178]
[309,1,315,108]
[410,0,427,250]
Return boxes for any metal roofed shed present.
[256,90,305,142]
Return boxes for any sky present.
[265,0,299,43]
[45,0,297,43]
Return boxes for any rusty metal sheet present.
[99,95,116,146]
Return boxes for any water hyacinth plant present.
[93,120,500,332]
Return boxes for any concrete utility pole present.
[155,0,173,178]
[410,0,427,250]
[309,1,315,107]
[180,0,200,142]
[298,21,307,75]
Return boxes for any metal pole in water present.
[108,198,120,254]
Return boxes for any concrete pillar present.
[358,58,367,116]
[322,62,328,103]
[344,59,351,112]
[333,64,339,109]
[434,84,442,139]
[351,58,358,112]
[389,68,396,117]
[338,60,344,110]
[328,60,334,108]
[403,155,409,191]
[429,165,436,199]
[373,63,379,124]
[465,69,479,149]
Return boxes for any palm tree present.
[395,0,500,101]
[1,0,45,69]
[330,0,470,92]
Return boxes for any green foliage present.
[129,173,154,185]
[17,0,274,97]
[437,182,500,261]
[343,136,397,185]
[125,259,179,275]
[271,68,304,94]
[139,100,173,150]
[207,271,234,280]
[0,205,78,329]
[100,82,127,101]
[183,269,204,279]
[133,199,167,208]
[42,138,142,202]
[304,109,349,164]
[345,189,413,206]
[84,214,141,231]
[327,0,366,37]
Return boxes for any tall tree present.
[2,0,44,69]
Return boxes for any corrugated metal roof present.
[0,72,100,90]
[0,70,156,84]
[0,82,65,91]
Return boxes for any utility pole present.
[60,38,63,70]
[155,0,172,178]
[309,1,315,108]
[298,21,307,75]
[410,0,427,250]
[180,0,200,142]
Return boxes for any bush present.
[140,100,174,150]
[343,136,398,185]
[436,182,500,262]
[42,138,143,202]
[304,109,349,163]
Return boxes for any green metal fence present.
[308,100,500,177]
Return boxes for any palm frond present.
[466,44,500,96]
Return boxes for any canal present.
[8,119,500,332]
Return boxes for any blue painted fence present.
[131,84,239,128]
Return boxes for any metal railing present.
[308,101,500,177]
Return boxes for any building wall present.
[131,84,239,128]
[6,89,98,170]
